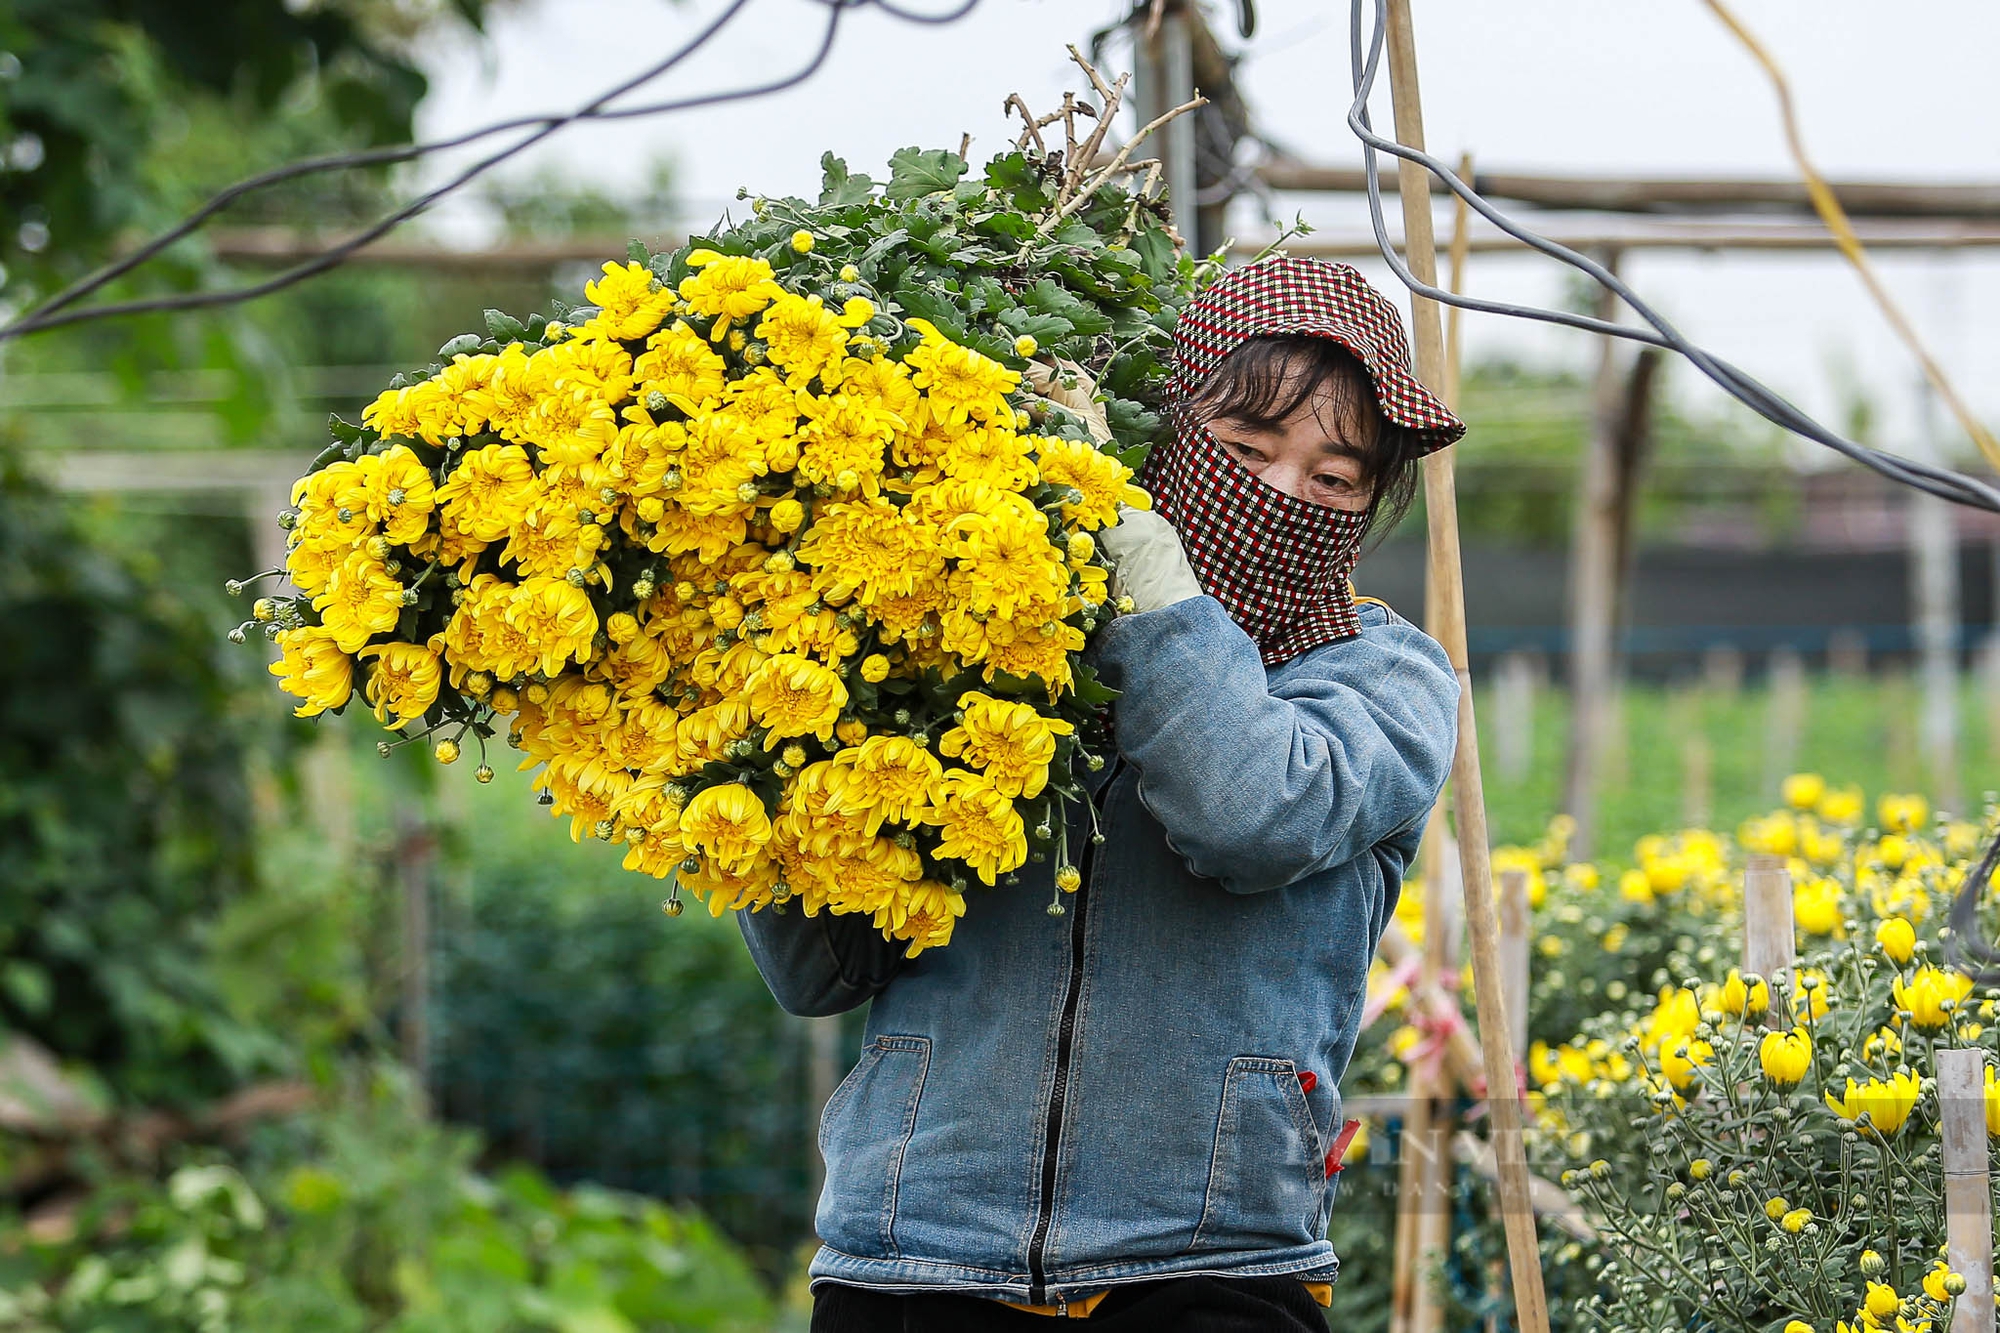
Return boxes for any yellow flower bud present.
[835,719,868,746]
[1689,1158,1711,1180]
[1056,865,1082,892]
[1759,1027,1812,1089]
[434,739,459,765]
[1783,1322,1813,1333]
[1781,772,1826,810]
[1014,334,1039,358]
[770,498,806,534]
[1780,1207,1811,1233]
[791,230,815,253]
[1875,916,1916,965]
[839,263,859,281]
[1765,1196,1790,1221]
[781,744,808,769]
[859,653,891,683]
[606,612,639,644]
[1863,1281,1899,1319]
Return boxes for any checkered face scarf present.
[1144,257,1466,665]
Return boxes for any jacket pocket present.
[815,1034,931,1259]
[1191,1056,1326,1251]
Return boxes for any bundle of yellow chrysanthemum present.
[241,165,1185,950]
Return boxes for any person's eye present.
[1315,473,1354,492]
[1223,439,1265,462]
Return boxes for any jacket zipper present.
[1025,756,1124,1306]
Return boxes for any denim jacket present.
[737,595,1460,1310]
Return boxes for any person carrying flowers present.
[739,256,1465,1330]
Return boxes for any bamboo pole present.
[1394,149,1475,1333]
[1938,1046,1995,1333]
[1381,5,1552,1329]
[1498,869,1531,1065]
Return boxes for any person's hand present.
[1022,357,1113,447]
[1098,507,1202,614]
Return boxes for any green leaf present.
[1073,663,1120,706]
[437,333,483,359]
[971,210,1035,242]
[998,307,1074,344]
[1019,278,1113,337]
[484,309,528,343]
[626,239,650,265]
[984,151,1035,190]
[327,414,366,446]
[818,152,877,207]
[885,146,969,200]
[1131,227,1178,281]
[894,283,971,340]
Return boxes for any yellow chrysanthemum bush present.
[233,131,1198,956]
[1326,780,1999,1330]
[1526,788,2000,1333]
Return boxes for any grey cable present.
[0,0,981,342]
[1343,0,2000,513]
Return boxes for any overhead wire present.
[0,0,981,342]
[1342,0,2000,514]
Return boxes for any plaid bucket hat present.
[1143,256,1466,664]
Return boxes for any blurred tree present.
[0,0,507,296]
[0,443,278,1106]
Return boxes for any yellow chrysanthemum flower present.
[582,260,676,341]
[1758,1027,1812,1088]
[357,641,443,728]
[355,445,437,545]
[678,782,774,875]
[903,317,1019,426]
[1892,964,1972,1031]
[313,550,404,653]
[633,320,728,410]
[796,390,900,495]
[1793,875,1844,936]
[1825,1069,1921,1136]
[756,291,850,388]
[1033,435,1149,529]
[825,735,944,835]
[676,250,784,328]
[436,443,539,542]
[504,575,600,679]
[923,768,1026,886]
[794,496,943,607]
[880,878,966,957]
[743,652,848,747]
[938,691,1074,799]
[269,625,354,717]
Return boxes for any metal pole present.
[1912,373,1963,810]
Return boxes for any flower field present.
[1333,770,2000,1333]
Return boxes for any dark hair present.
[1182,335,1426,543]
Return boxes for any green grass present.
[1473,671,2000,862]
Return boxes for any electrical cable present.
[1345,0,2000,971]
[0,0,981,341]
[1343,0,2000,514]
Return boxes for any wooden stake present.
[1498,869,1531,1065]
[1762,646,1807,799]
[1382,5,1552,1329]
[1938,1046,1995,1333]
[1742,853,1795,1016]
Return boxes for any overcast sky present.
[415,0,2000,463]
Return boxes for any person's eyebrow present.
[1315,436,1368,461]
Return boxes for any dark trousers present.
[810,1275,1330,1331]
